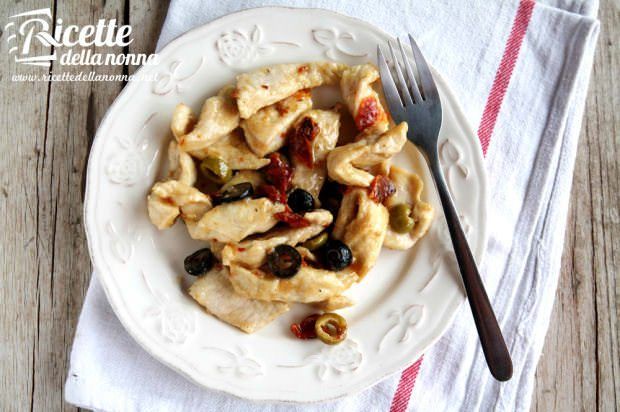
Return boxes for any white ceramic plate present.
[84,7,487,403]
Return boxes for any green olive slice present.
[302,232,328,251]
[314,312,347,345]
[200,157,232,184]
[389,203,415,234]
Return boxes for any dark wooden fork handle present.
[429,159,513,381]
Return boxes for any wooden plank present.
[532,0,620,410]
[0,1,58,410]
[0,0,156,410]
[33,1,166,410]
[27,1,127,411]
[128,0,171,73]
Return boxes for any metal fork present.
[378,35,513,381]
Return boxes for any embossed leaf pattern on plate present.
[312,28,368,59]
[378,305,425,352]
[216,25,300,68]
[141,271,196,344]
[105,112,158,186]
[278,339,363,381]
[440,138,470,196]
[201,346,263,377]
[152,58,205,95]
[106,220,141,264]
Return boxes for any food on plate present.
[289,109,340,200]
[184,248,215,276]
[189,266,290,334]
[234,62,347,118]
[173,85,240,154]
[147,180,212,229]
[146,61,434,339]
[287,188,315,214]
[220,170,264,192]
[332,188,389,278]
[167,141,197,186]
[212,182,254,204]
[191,198,285,243]
[326,122,407,187]
[200,156,232,184]
[290,313,320,340]
[302,231,329,251]
[321,239,353,271]
[267,245,302,278]
[241,90,313,157]
[314,295,354,311]
[221,209,332,269]
[340,63,390,134]
[192,130,270,169]
[227,264,358,303]
[314,312,348,345]
[289,312,348,344]
[383,166,435,250]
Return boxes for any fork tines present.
[377,34,439,108]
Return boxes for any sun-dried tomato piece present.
[257,184,287,204]
[368,175,396,203]
[294,89,311,100]
[275,102,288,116]
[275,208,311,228]
[289,116,319,168]
[264,152,293,193]
[162,196,175,206]
[355,96,381,131]
[290,314,320,340]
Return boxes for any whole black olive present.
[184,248,214,276]
[322,240,353,271]
[213,182,254,204]
[287,188,315,213]
[267,245,302,278]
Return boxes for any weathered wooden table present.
[1,1,617,410]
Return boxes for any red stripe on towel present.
[389,357,423,412]
[478,0,535,155]
[389,1,535,410]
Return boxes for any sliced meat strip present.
[241,90,313,157]
[333,188,388,279]
[221,209,332,268]
[192,198,286,243]
[228,264,358,303]
[189,266,289,334]
[235,62,347,118]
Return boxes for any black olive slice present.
[214,182,254,204]
[322,240,353,271]
[287,188,315,213]
[267,245,302,278]
[184,248,214,276]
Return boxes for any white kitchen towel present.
[65,1,600,411]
